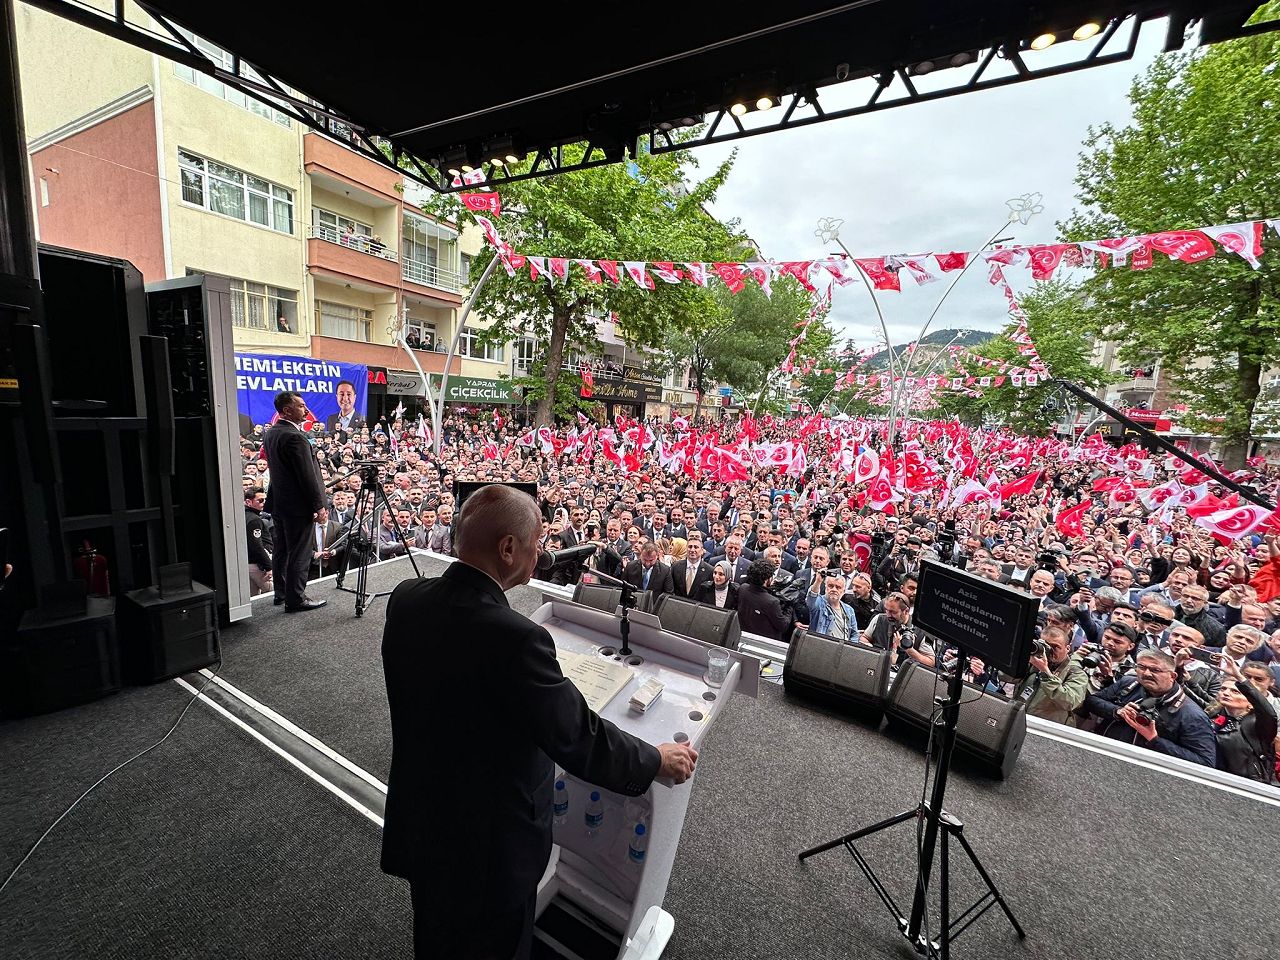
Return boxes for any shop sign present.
[428,374,517,404]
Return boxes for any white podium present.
[528,600,758,959]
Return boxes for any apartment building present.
[15,2,512,422]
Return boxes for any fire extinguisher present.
[73,540,111,596]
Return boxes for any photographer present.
[1082,649,1217,767]
[1017,624,1090,725]
[876,533,922,592]
[736,558,792,642]
[1071,622,1140,696]
[1213,655,1278,784]
[845,571,880,627]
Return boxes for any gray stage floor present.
[3,554,1278,960]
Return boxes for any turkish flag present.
[1055,500,1093,539]
[999,469,1042,500]
[580,369,594,398]
[1195,505,1276,543]
[934,252,969,272]
[460,192,501,216]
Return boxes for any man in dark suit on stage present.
[324,379,367,435]
[622,540,675,596]
[671,537,714,600]
[263,391,327,611]
[381,485,697,959]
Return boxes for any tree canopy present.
[421,142,746,426]
[1060,4,1280,466]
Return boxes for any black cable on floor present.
[0,660,223,897]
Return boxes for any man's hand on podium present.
[657,743,699,784]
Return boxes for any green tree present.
[1060,6,1280,467]
[935,280,1112,432]
[664,276,829,417]
[421,143,743,427]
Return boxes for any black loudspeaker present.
[885,661,1028,779]
[571,581,656,614]
[783,628,892,721]
[653,594,740,648]
[2,594,119,717]
[138,334,176,475]
[118,568,219,683]
[37,244,147,416]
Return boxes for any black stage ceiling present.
[30,1,1278,190]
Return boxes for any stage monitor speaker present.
[885,660,1027,779]
[2,595,119,717]
[118,573,220,684]
[783,628,892,721]
[571,581,656,615]
[138,334,176,475]
[653,594,740,648]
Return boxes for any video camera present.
[1036,549,1063,572]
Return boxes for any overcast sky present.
[690,22,1173,351]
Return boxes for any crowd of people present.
[238,407,1280,785]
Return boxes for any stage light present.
[730,101,749,116]
[460,163,473,173]
[1030,33,1057,50]
[504,152,520,164]
[440,146,469,178]
[912,60,936,75]
[1074,22,1102,40]
[950,51,976,67]
[756,95,775,111]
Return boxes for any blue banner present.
[234,353,368,434]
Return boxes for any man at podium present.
[381,483,698,959]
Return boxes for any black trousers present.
[409,884,534,960]
[270,511,314,607]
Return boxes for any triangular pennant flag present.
[623,261,655,289]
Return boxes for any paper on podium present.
[556,649,634,713]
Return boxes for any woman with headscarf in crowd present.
[697,560,738,611]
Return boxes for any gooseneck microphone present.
[535,543,600,572]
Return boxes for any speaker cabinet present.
[571,581,656,614]
[885,661,1028,779]
[3,596,119,717]
[37,244,147,417]
[783,627,892,721]
[118,580,220,683]
[653,594,740,648]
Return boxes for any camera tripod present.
[331,463,421,617]
[799,662,1024,959]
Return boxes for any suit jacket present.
[308,519,348,578]
[671,559,715,600]
[325,411,367,434]
[381,563,661,908]
[779,552,799,573]
[720,555,752,584]
[622,559,675,595]
[263,421,325,517]
[667,523,691,542]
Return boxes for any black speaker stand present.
[798,665,1024,959]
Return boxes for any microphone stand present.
[584,567,637,657]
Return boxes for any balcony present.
[303,131,401,204]
[309,223,397,261]
[307,225,400,289]
[402,257,463,294]
[311,335,461,375]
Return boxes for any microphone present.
[536,543,599,572]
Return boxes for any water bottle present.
[628,823,648,865]
[553,780,569,825]
[584,791,604,836]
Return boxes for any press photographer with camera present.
[1070,622,1140,696]
[1082,649,1217,766]
[1016,624,1090,725]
